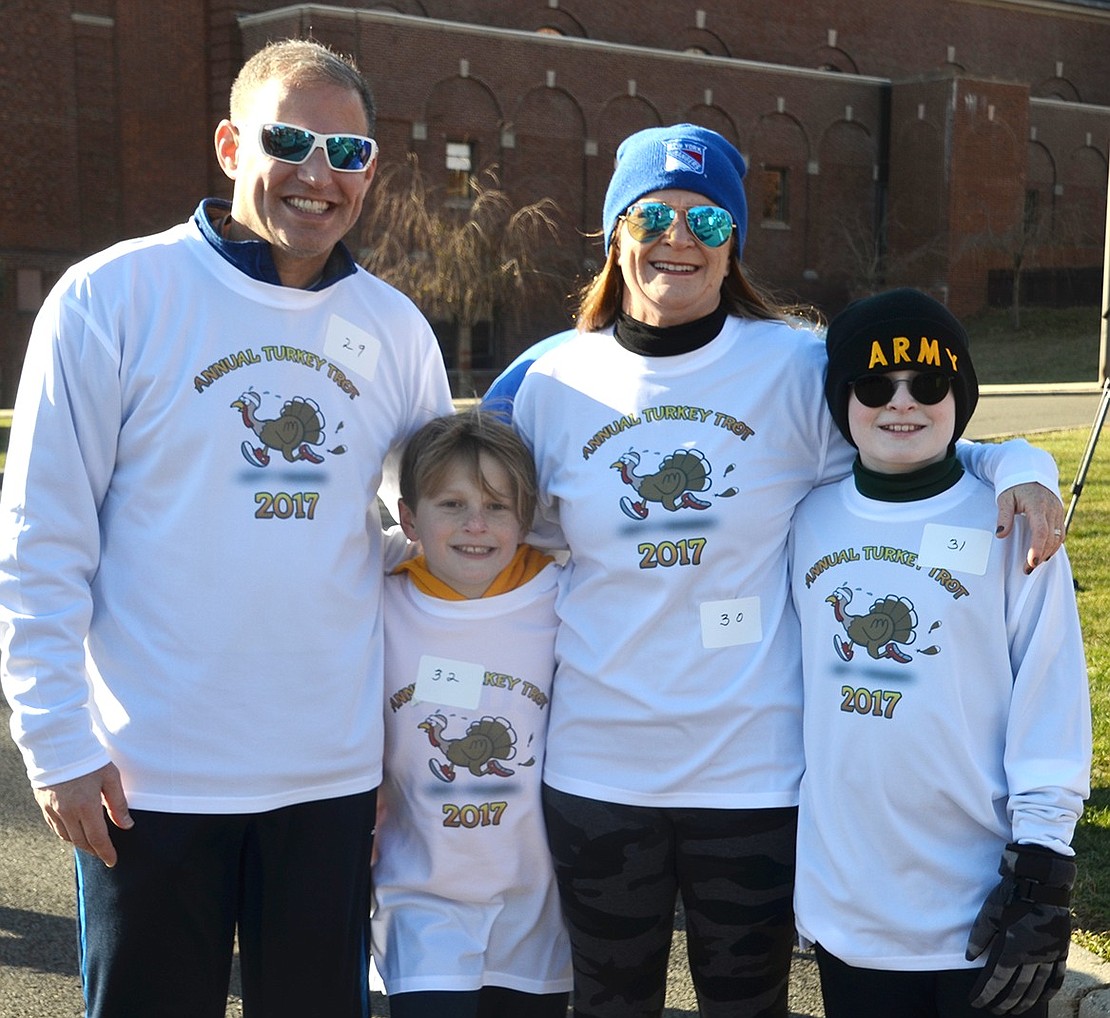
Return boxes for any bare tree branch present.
[360,156,566,391]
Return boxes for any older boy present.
[789,288,1090,1017]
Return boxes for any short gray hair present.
[230,38,376,134]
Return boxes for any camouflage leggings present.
[542,786,797,1018]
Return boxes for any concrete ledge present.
[1081,989,1110,1017]
[980,382,1106,396]
[1052,944,1110,1016]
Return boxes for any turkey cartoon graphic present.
[610,448,713,520]
[825,586,918,664]
[231,390,326,467]
[418,713,518,783]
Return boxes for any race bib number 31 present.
[919,523,992,576]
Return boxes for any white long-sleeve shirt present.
[789,472,1090,969]
[0,215,452,812]
[509,319,1058,809]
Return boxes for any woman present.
[487,124,1062,1018]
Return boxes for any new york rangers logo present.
[663,139,707,175]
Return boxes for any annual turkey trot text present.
[581,404,755,460]
[803,545,954,587]
[193,344,362,399]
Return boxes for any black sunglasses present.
[851,372,952,407]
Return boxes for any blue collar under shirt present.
[193,198,358,290]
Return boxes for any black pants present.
[815,943,1049,1018]
[75,791,377,1018]
[542,785,797,1018]
[388,986,569,1018]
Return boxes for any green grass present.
[964,305,1103,383]
[986,425,1110,958]
[961,305,1110,954]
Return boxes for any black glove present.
[966,842,1076,1014]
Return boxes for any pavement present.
[965,382,1107,443]
[2,381,1109,1018]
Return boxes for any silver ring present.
[1053,528,1063,536]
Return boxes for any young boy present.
[789,288,1091,1017]
[371,409,572,1018]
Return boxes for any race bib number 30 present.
[700,596,762,648]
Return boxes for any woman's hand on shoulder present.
[995,482,1065,574]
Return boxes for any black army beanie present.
[824,287,979,448]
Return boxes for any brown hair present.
[230,39,377,135]
[399,409,538,527]
[574,231,817,333]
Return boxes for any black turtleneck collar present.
[853,454,964,502]
[613,304,728,356]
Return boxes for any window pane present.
[761,168,788,223]
[446,141,474,200]
[446,141,472,171]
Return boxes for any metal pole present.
[1099,142,1110,383]
[1064,376,1110,534]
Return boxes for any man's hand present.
[33,763,133,867]
[995,482,1065,575]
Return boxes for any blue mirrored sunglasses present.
[620,200,735,248]
[257,122,378,172]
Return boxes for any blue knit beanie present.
[602,124,748,255]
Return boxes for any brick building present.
[1,0,1108,398]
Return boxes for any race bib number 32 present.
[414,655,485,710]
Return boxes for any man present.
[0,39,452,1018]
